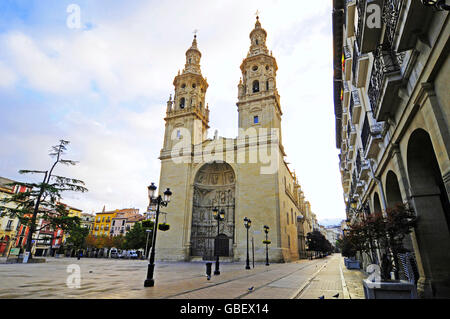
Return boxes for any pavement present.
[0,254,366,299]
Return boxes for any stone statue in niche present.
[221,191,226,204]
[227,189,233,203]
[211,174,219,185]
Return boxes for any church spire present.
[248,15,269,57]
[184,34,202,74]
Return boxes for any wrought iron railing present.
[382,0,402,48]
[343,45,352,59]
[356,150,361,174]
[355,0,366,49]
[352,41,359,85]
[349,91,354,118]
[368,45,405,113]
[361,115,370,151]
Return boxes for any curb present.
[339,258,351,299]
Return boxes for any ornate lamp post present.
[212,207,225,275]
[421,0,450,10]
[144,183,172,287]
[244,217,251,270]
[263,225,270,266]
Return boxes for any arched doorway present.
[385,170,403,208]
[190,162,235,259]
[373,192,382,214]
[407,128,450,297]
[385,170,414,252]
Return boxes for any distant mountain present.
[318,218,344,227]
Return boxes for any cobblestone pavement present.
[0,254,365,299]
[295,254,366,299]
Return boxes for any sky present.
[0,0,345,225]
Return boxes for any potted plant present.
[354,203,418,299]
[158,223,170,231]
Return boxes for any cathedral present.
[156,17,305,263]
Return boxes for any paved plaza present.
[0,254,366,299]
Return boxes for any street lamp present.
[244,217,251,270]
[263,225,270,266]
[421,0,450,10]
[212,207,225,275]
[144,183,172,287]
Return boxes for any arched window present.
[252,80,259,93]
[179,97,185,109]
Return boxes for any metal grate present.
[398,252,419,284]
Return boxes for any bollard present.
[206,262,212,280]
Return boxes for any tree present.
[124,223,145,250]
[112,235,125,250]
[0,140,88,259]
[85,234,98,249]
[66,225,89,251]
[346,203,417,280]
[306,230,332,257]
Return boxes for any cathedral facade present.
[156,18,305,263]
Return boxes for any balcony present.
[342,138,348,152]
[342,107,348,124]
[364,122,384,159]
[356,180,365,194]
[348,145,354,159]
[368,45,405,121]
[350,90,362,125]
[343,46,352,81]
[348,123,357,146]
[360,160,371,181]
[346,0,356,38]
[352,41,370,88]
[347,159,353,172]
[394,0,433,52]
[355,0,383,54]
[342,80,350,108]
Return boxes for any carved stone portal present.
[191,162,235,259]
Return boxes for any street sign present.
[9,248,20,256]
[253,230,261,234]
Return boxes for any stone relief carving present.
[191,163,236,258]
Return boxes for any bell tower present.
[237,16,282,139]
[162,35,210,153]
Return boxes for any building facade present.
[92,208,140,237]
[0,177,29,256]
[157,17,313,263]
[332,0,449,298]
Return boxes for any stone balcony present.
[355,180,365,194]
[364,122,384,159]
[350,90,362,125]
[349,124,357,146]
[359,160,371,181]
[347,145,354,160]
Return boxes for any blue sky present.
[0,0,345,225]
